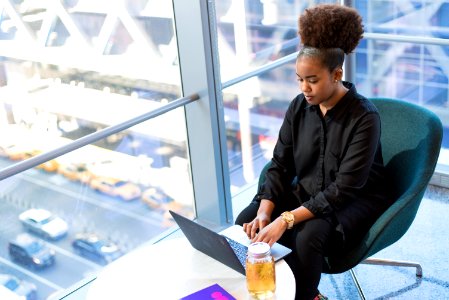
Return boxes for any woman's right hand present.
[242,199,275,240]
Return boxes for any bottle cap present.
[248,242,271,258]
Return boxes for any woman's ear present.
[333,68,343,82]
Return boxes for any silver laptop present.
[169,210,291,275]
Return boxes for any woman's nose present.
[300,81,311,92]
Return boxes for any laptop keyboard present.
[225,237,248,268]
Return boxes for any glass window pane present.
[0,0,193,299]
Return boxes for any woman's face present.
[295,55,341,107]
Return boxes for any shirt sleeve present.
[302,111,382,216]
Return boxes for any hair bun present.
[298,4,364,54]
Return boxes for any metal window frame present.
[172,0,232,225]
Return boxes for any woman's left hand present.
[251,216,288,247]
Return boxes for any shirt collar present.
[326,81,356,116]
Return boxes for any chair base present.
[350,257,423,300]
[361,257,423,277]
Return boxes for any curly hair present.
[298,4,364,54]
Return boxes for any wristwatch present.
[281,211,295,229]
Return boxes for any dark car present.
[0,273,37,300]
[8,234,55,269]
[72,233,122,265]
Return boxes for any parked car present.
[141,187,174,210]
[6,147,39,161]
[36,159,60,173]
[8,234,55,269]
[57,162,92,183]
[72,233,122,265]
[19,209,68,240]
[90,177,141,201]
[0,273,37,300]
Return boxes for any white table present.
[86,235,296,299]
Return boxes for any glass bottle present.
[246,242,276,299]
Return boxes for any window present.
[0,1,195,298]
[354,0,449,168]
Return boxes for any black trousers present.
[235,200,346,300]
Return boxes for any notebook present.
[169,210,292,275]
[179,283,236,300]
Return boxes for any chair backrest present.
[326,98,443,273]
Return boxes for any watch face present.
[282,212,294,229]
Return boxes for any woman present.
[235,4,393,300]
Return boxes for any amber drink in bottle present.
[246,242,276,299]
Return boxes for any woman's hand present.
[242,199,275,240]
[251,217,288,246]
[243,212,271,240]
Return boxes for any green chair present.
[256,98,443,299]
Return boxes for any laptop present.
[169,210,292,275]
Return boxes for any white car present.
[19,209,68,240]
[0,274,37,300]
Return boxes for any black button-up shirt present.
[259,82,390,236]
